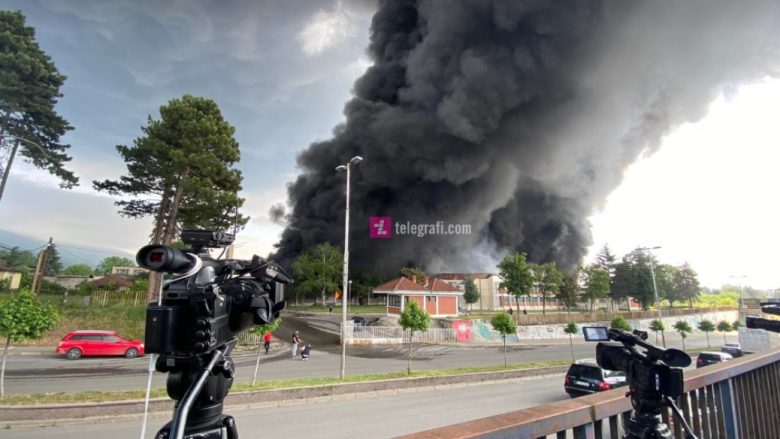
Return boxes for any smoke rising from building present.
[275,0,780,276]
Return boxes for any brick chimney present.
[424,276,430,288]
[411,275,417,284]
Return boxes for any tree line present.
[496,245,703,313]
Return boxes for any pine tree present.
[0,11,78,202]
[94,95,248,301]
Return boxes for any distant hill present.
[0,229,134,269]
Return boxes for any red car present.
[56,330,145,360]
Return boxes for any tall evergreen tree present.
[42,245,62,276]
[94,95,247,301]
[0,11,78,202]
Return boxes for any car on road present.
[56,330,145,360]
[350,316,367,327]
[696,351,733,368]
[564,359,627,397]
[721,343,744,358]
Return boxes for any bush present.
[610,316,632,331]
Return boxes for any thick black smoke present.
[275,0,780,277]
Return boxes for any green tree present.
[611,250,656,311]
[62,263,94,276]
[400,267,426,284]
[610,316,632,332]
[556,272,580,314]
[531,262,564,316]
[94,95,248,302]
[595,245,617,310]
[732,320,741,331]
[497,253,534,317]
[655,264,678,307]
[563,322,578,361]
[399,301,430,375]
[698,319,716,348]
[0,247,35,269]
[94,256,136,276]
[674,263,701,309]
[582,265,610,312]
[462,278,480,311]
[649,319,666,345]
[42,245,62,276]
[291,243,342,305]
[0,290,58,398]
[0,11,78,203]
[673,321,692,350]
[717,321,733,344]
[348,271,381,305]
[491,311,517,368]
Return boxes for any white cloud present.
[297,1,358,56]
[587,78,780,289]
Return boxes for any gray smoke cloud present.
[275,0,780,277]
[268,203,287,226]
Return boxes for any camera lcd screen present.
[583,326,609,341]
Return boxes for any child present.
[300,344,311,361]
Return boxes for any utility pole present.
[30,237,53,295]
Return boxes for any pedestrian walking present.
[291,331,301,359]
[263,331,272,354]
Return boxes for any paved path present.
[5,374,568,439]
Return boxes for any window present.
[102,336,119,342]
[426,296,435,302]
[388,295,401,307]
[84,335,103,341]
[69,334,84,341]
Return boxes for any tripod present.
[154,340,238,439]
[623,385,697,439]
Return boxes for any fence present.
[349,326,458,344]
[90,290,146,306]
[496,307,736,326]
[399,346,780,439]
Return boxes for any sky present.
[1,0,778,289]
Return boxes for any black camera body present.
[583,326,695,439]
[137,230,290,439]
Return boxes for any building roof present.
[435,273,495,280]
[88,274,133,288]
[373,276,463,296]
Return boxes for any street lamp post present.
[730,275,747,324]
[336,156,362,380]
[638,246,665,347]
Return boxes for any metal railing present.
[90,290,146,306]
[349,326,458,344]
[399,346,780,439]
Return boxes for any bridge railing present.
[399,346,780,439]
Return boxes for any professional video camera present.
[137,230,289,439]
[746,302,780,333]
[583,327,697,439]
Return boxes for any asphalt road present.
[4,331,734,394]
[5,374,569,439]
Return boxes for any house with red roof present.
[372,276,463,317]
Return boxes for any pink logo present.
[370,216,391,239]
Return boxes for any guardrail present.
[399,346,780,439]
[350,326,458,344]
[90,290,145,306]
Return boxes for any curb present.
[0,365,568,428]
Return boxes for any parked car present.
[564,359,627,397]
[350,316,367,327]
[56,330,145,360]
[721,343,744,358]
[696,351,733,368]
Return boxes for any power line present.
[57,243,133,256]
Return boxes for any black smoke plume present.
[275,0,780,277]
